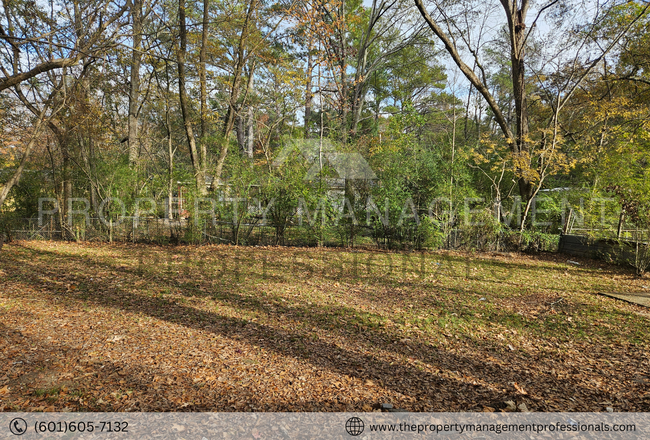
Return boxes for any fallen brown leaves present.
[0,241,649,412]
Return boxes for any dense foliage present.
[1,0,649,258]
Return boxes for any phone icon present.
[9,418,27,436]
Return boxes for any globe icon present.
[345,417,364,436]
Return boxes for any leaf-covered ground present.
[1,241,649,412]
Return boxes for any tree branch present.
[414,0,514,140]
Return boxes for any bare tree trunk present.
[236,114,246,153]
[214,0,257,182]
[450,98,456,225]
[78,71,101,221]
[506,1,533,200]
[222,70,245,140]
[58,130,72,234]
[81,133,100,219]
[351,43,368,137]
[177,0,207,196]
[464,81,473,141]
[128,0,143,166]
[351,74,365,137]
[339,39,348,144]
[234,70,256,159]
[199,0,210,180]
[167,114,174,220]
[617,209,626,240]
[245,106,254,159]
[304,43,313,138]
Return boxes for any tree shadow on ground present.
[2,243,649,411]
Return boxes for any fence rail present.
[568,228,649,242]
[1,216,563,252]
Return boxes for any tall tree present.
[348,0,425,136]
[177,0,207,195]
[128,0,144,166]
[214,0,259,182]
[199,0,210,181]
[0,0,130,211]
[414,0,650,205]
[414,0,533,200]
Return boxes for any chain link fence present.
[0,216,563,253]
